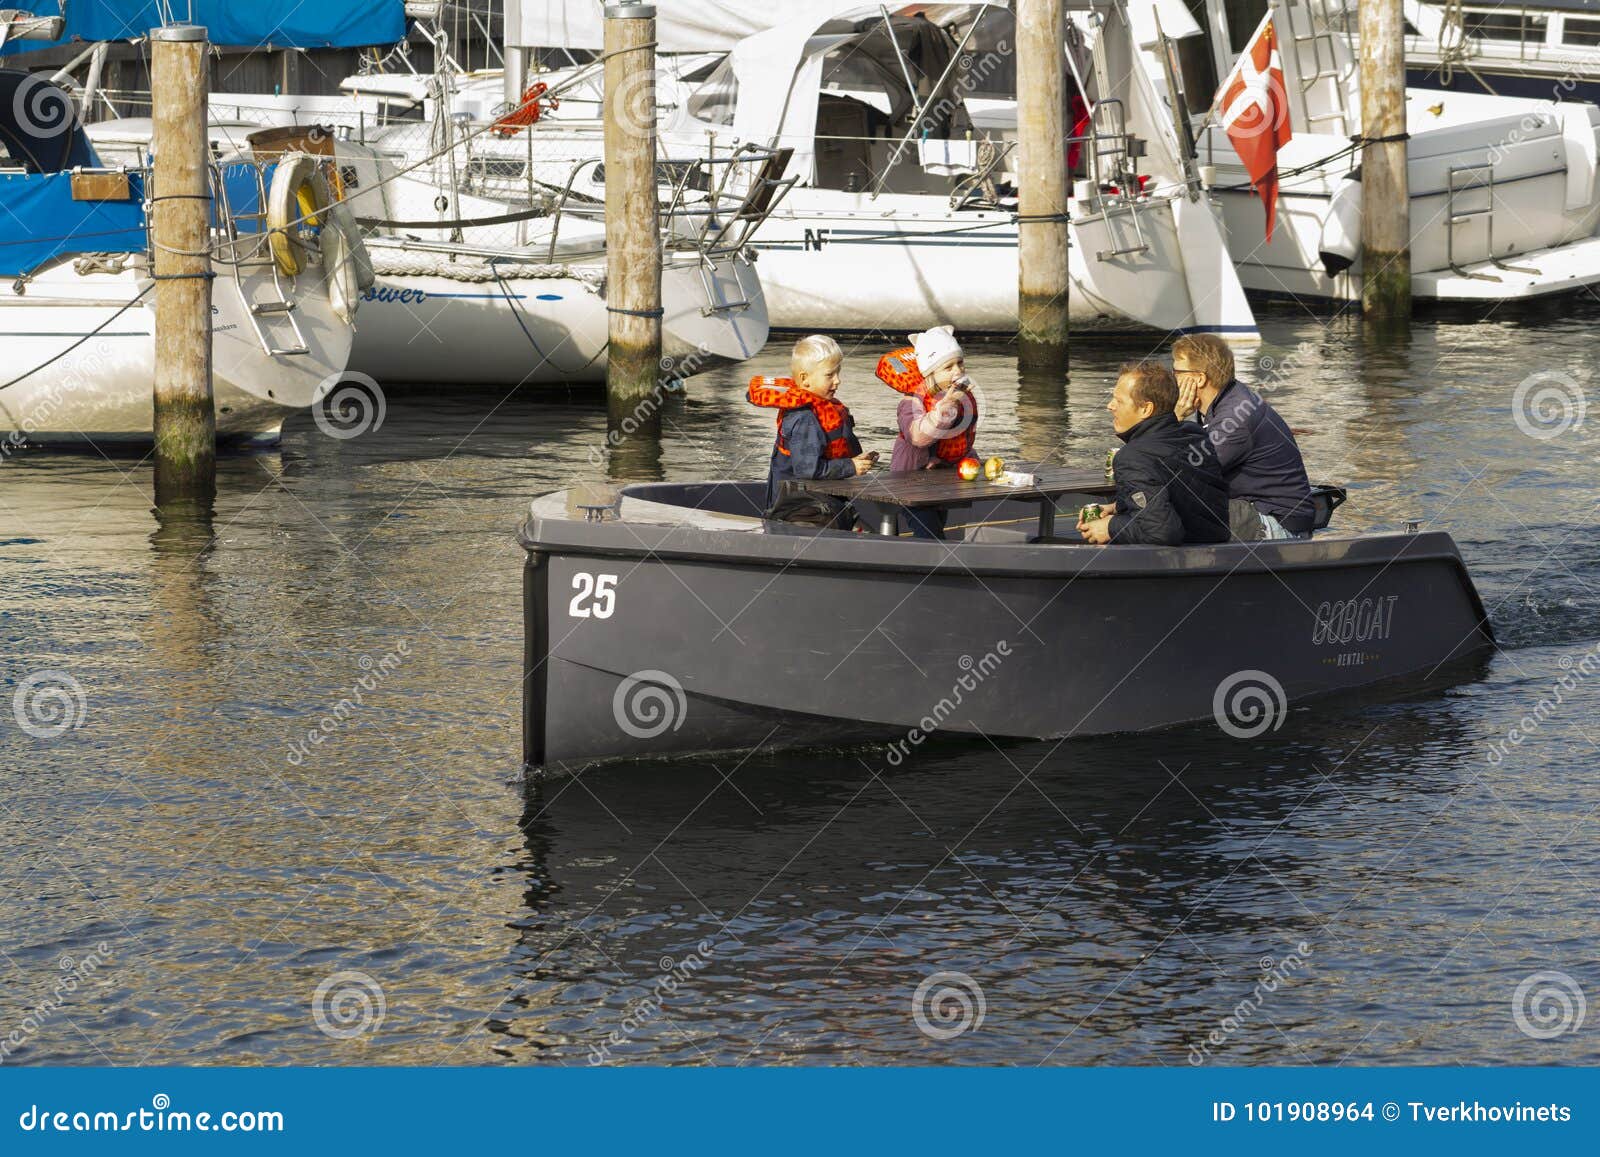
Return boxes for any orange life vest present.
[874,347,977,462]
[747,377,856,459]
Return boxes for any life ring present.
[266,152,331,278]
[1318,177,1362,277]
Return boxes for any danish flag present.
[1217,13,1293,241]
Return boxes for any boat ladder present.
[218,162,311,357]
[1083,99,1151,261]
[1279,0,1355,138]
[1444,163,1541,281]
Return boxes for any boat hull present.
[519,486,1494,771]
[750,191,1259,340]
[0,255,350,447]
[347,247,768,385]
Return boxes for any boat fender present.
[1318,177,1362,277]
[266,152,331,279]
[327,198,376,292]
[321,212,362,325]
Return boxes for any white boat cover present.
[509,0,886,52]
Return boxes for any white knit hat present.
[910,325,963,377]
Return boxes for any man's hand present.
[1077,513,1113,544]
[1175,373,1203,421]
[852,452,877,476]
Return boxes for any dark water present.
[4,304,1599,1066]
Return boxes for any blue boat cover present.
[0,170,147,278]
[1,1,406,54]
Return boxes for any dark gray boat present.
[519,479,1494,772]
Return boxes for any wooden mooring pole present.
[150,24,216,505]
[1359,0,1410,320]
[1016,0,1070,368]
[603,1,662,419]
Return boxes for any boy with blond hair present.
[748,334,877,514]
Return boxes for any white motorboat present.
[0,74,360,449]
[1162,0,1600,306]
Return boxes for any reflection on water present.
[3,303,1599,1065]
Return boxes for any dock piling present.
[1016,0,1071,368]
[603,1,663,418]
[1359,0,1411,320]
[150,24,216,505]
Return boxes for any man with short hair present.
[1078,361,1230,546]
[1171,333,1314,540]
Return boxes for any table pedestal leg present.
[1038,501,1056,540]
[879,509,899,537]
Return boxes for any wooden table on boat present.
[796,465,1116,538]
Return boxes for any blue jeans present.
[903,507,948,540]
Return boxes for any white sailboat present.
[507,0,1260,340]
[0,74,361,449]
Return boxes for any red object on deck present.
[492,81,559,136]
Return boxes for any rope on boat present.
[364,247,603,285]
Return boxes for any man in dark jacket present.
[1172,333,1314,539]
[1078,362,1230,546]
